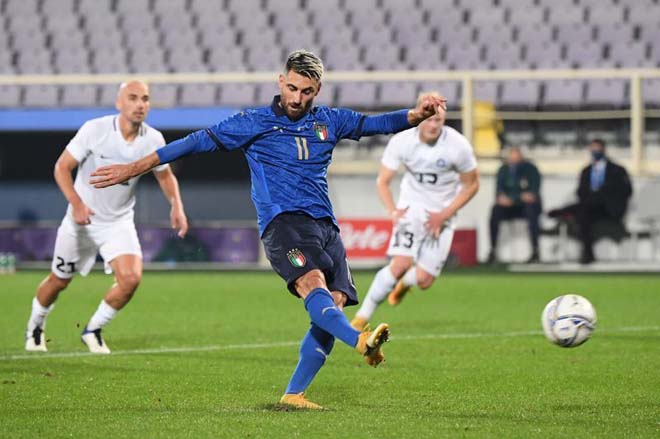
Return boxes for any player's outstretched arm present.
[355,93,447,138]
[91,127,222,188]
[91,151,161,188]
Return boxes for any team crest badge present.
[287,248,306,268]
[313,123,328,141]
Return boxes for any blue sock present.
[304,288,360,347]
[285,323,335,394]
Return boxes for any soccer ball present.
[541,294,597,347]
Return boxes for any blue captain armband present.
[359,109,411,136]
[156,129,222,164]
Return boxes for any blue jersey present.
[157,96,411,235]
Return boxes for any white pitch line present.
[2,325,659,362]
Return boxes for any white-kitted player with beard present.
[24,80,188,354]
[352,92,479,330]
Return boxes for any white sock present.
[86,300,118,331]
[27,297,53,334]
[356,266,398,320]
[401,266,418,288]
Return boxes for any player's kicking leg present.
[25,273,71,352]
[81,254,142,354]
[279,272,390,410]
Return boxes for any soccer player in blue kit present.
[91,50,446,410]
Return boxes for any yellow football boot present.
[355,323,390,367]
[279,392,323,410]
[387,280,411,306]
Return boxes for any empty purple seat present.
[564,41,605,68]
[23,85,60,108]
[0,85,21,107]
[404,43,443,70]
[507,6,544,25]
[378,82,417,108]
[609,41,650,67]
[220,83,258,108]
[336,82,378,108]
[474,81,499,103]
[587,5,625,25]
[584,79,627,108]
[485,43,523,69]
[516,23,553,45]
[363,43,402,70]
[180,84,219,107]
[555,23,595,46]
[150,84,179,108]
[444,43,483,70]
[500,80,542,109]
[61,85,98,107]
[475,24,515,45]
[543,80,585,108]
[594,23,634,45]
[643,79,660,108]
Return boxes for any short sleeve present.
[381,135,404,171]
[455,139,478,173]
[65,121,94,162]
[151,131,169,172]
[328,108,365,140]
[207,110,260,150]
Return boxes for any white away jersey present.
[381,125,477,212]
[65,115,168,224]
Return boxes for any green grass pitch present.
[1,271,659,438]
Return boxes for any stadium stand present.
[0,0,658,112]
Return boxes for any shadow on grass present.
[258,402,332,413]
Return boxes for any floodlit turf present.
[1,271,659,438]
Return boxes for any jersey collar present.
[271,95,316,121]
[113,115,146,141]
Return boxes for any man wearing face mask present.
[549,139,632,264]
[487,146,542,264]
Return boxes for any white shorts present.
[51,217,142,279]
[386,208,455,277]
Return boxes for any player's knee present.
[116,270,142,292]
[48,273,72,291]
[296,269,326,295]
[332,291,347,308]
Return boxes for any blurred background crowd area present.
[1,0,659,265]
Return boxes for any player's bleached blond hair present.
[285,50,324,82]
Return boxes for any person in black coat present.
[549,139,633,264]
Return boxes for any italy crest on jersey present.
[313,123,328,141]
[287,248,306,267]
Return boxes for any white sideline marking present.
[3,325,659,362]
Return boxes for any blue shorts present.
[261,212,359,306]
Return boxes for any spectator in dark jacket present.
[488,146,542,263]
[549,139,632,264]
